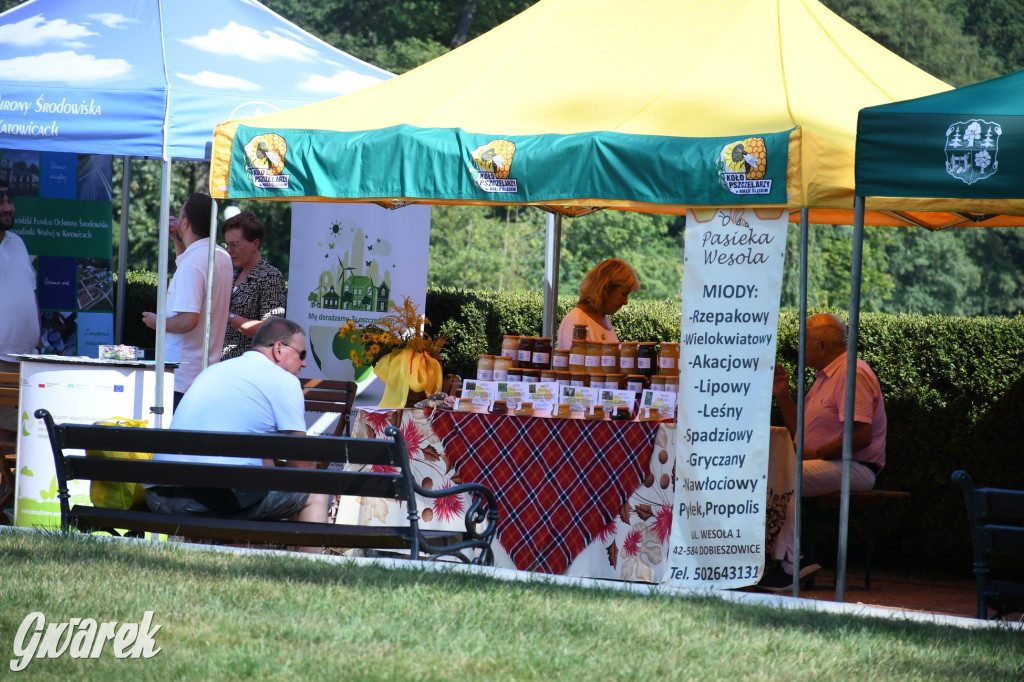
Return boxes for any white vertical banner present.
[288,203,431,386]
[664,208,787,589]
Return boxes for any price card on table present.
[558,385,599,408]
[527,382,560,410]
[461,380,499,408]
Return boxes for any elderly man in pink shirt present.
[759,313,887,592]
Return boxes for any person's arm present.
[228,268,287,339]
[264,429,306,467]
[228,313,263,339]
[556,307,582,349]
[141,311,199,334]
[772,363,798,439]
[804,422,872,460]
[168,217,186,257]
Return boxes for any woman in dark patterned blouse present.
[220,211,287,360]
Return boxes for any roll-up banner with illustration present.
[3,148,114,356]
[287,203,431,404]
[665,208,787,590]
[15,359,175,529]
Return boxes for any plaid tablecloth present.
[431,411,661,574]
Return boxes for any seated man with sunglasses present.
[145,316,328,539]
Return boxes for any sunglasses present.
[280,342,307,361]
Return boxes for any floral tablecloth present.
[332,408,795,582]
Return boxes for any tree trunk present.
[451,0,478,48]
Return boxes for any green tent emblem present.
[945,119,1000,186]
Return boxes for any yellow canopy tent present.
[208,0,1024,226]
[207,0,1024,599]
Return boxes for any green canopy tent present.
[836,70,1024,601]
[857,68,1024,210]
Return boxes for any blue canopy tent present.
[0,0,392,424]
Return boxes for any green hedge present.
[123,278,1024,570]
[774,309,1024,571]
[425,286,681,378]
[120,270,158,350]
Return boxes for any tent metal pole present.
[115,157,131,344]
[201,198,218,372]
[153,160,172,428]
[792,208,809,596]
[542,211,562,339]
[837,195,867,602]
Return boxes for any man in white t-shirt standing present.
[142,193,232,407]
[0,181,41,441]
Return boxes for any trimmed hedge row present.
[775,309,1024,571]
[123,278,1024,569]
[427,289,1024,570]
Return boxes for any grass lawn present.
[1,530,1021,680]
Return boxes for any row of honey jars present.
[486,338,680,378]
[564,340,680,377]
[500,335,554,370]
[477,354,518,381]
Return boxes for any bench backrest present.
[0,371,18,409]
[35,408,418,529]
[300,378,356,436]
[952,470,1024,618]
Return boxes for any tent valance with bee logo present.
[211,0,971,228]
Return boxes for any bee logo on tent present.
[717,137,771,195]
[944,119,1000,186]
[244,134,290,189]
[469,139,518,193]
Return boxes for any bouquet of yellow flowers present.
[338,297,447,407]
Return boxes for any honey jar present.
[517,336,535,369]
[531,337,552,370]
[492,355,513,382]
[568,340,587,372]
[637,342,657,377]
[600,342,619,373]
[476,355,494,381]
[618,342,638,372]
[658,342,680,376]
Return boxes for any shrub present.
[119,277,1024,568]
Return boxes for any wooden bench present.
[35,408,499,564]
[805,489,911,589]
[952,470,1024,619]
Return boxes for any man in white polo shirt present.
[145,317,328,539]
[142,193,232,407]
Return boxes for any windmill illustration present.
[337,257,356,309]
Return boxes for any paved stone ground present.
[794,566,1023,622]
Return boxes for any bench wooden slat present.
[56,423,396,466]
[71,506,464,549]
[63,456,403,498]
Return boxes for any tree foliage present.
[5,0,1024,315]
